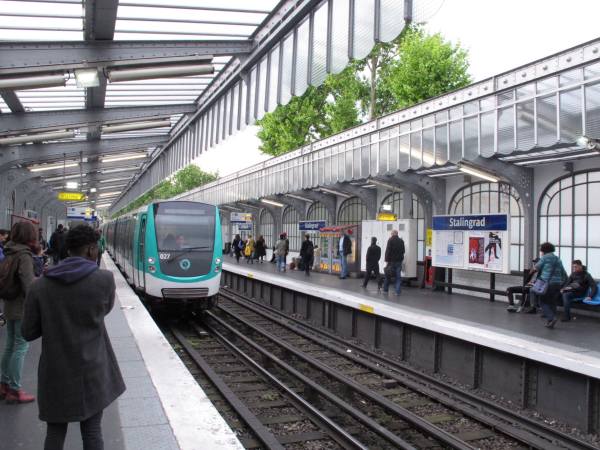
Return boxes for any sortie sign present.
[57,192,86,201]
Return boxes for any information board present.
[230,212,252,224]
[432,214,510,274]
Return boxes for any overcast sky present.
[194,0,600,177]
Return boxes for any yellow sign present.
[376,212,397,221]
[57,192,86,201]
[359,303,374,314]
[426,228,433,247]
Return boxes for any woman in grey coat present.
[22,225,125,450]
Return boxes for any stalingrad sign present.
[58,191,86,201]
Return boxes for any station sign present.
[230,212,252,224]
[58,191,86,201]
[66,206,96,221]
[298,220,326,231]
[237,223,253,231]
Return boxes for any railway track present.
[206,287,597,450]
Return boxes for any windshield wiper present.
[166,246,211,262]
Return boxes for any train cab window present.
[154,201,216,252]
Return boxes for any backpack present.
[238,240,245,250]
[0,252,25,300]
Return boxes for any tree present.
[379,27,471,110]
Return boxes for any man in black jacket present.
[560,260,597,321]
[383,230,405,295]
[338,229,353,279]
[362,237,381,289]
[48,224,67,264]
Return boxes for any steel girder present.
[0,103,195,135]
[0,41,251,75]
[0,91,24,113]
[0,136,166,173]
[27,158,146,179]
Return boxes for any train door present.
[138,215,147,291]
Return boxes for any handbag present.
[531,258,559,295]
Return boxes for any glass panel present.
[410,132,421,169]
[398,135,409,171]
[584,62,600,80]
[353,0,375,59]
[435,124,448,165]
[537,94,558,146]
[516,83,535,100]
[547,192,560,216]
[573,247,587,264]
[547,216,560,243]
[560,216,573,246]
[510,245,520,272]
[497,90,514,106]
[268,46,280,111]
[587,248,600,277]
[280,33,294,105]
[256,57,268,119]
[463,101,478,115]
[516,100,535,150]
[559,88,582,142]
[379,137,389,173]
[449,121,462,162]
[589,183,600,214]
[539,217,548,243]
[380,0,405,42]
[574,184,587,215]
[559,68,583,87]
[574,216,587,246]
[537,76,558,94]
[585,82,600,138]
[559,187,572,215]
[311,2,329,86]
[330,0,350,73]
[497,106,514,154]
[480,112,495,156]
[558,247,572,266]
[422,128,434,167]
[294,19,310,96]
[588,216,600,246]
[464,117,478,158]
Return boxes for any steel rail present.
[205,309,459,450]
[221,288,598,450]
[186,322,369,450]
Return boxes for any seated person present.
[560,260,597,322]
[506,258,539,313]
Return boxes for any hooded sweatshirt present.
[44,256,98,284]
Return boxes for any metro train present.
[103,200,223,311]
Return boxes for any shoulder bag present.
[531,257,559,296]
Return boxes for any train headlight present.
[148,257,155,264]
[148,265,156,273]
[215,258,222,265]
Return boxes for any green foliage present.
[257,25,471,156]
[112,165,217,218]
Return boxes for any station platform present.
[223,259,600,380]
[0,256,242,450]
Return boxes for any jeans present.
[340,254,349,278]
[561,291,580,320]
[383,262,402,294]
[45,410,104,450]
[277,255,285,272]
[1,319,29,390]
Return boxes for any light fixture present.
[0,73,67,91]
[74,69,100,88]
[576,135,600,151]
[29,162,78,172]
[98,184,128,191]
[0,130,76,146]
[66,181,78,189]
[102,119,171,134]
[285,194,310,202]
[457,163,499,182]
[101,167,139,174]
[90,188,97,193]
[100,177,131,183]
[45,173,84,182]
[101,153,147,163]
[381,204,393,212]
[107,63,214,83]
[319,187,351,198]
[99,191,121,198]
[95,203,112,208]
[368,179,399,190]
[260,199,284,207]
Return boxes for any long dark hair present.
[10,221,39,253]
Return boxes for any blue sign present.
[433,214,508,231]
[238,223,253,231]
[299,220,326,231]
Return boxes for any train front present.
[146,201,222,309]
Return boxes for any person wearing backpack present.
[300,234,314,276]
[0,221,37,404]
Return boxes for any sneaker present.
[0,382,8,400]
[5,389,35,404]
[544,318,558,329]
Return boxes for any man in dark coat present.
[22,224,125,450]
[299,234,314,276]
[362,236,381,289]
[48,224,67,264]
[338,229,353,279]
[383,230,405,296]
[560,260,598,321]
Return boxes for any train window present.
[154,201,216,252]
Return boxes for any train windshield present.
[154,202,215,252]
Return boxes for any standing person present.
[0,228,9,262]
[0,221,37,404]
[275,234,287,272]
[22,225,126,450]
[48,224,67,265]
[96,229,106,267]
[299,234,314,276]
[232,234,242,263]
[338,229,352,279]
[530,242,567,329]
[383,230,405,296]
[362,237,382,289]
[244,235,255,264]
[283,232,289,271]
[560,260,597,322]
[255,235,266,263]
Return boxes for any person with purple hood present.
[22,224,125,450]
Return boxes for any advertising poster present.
[432,214,510,274]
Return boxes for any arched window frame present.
[449,182,524,272]
[337,197,367,225]
[259,208,274,248]
[538,169,600,275]
[381,191,426,260]
[282,206,301,251]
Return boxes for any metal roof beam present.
[0,91,25,113]
[0,41,252,75]
[0,103,194,135]
[0,135,165,172]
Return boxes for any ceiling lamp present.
[95,203,112,208]
[29,162,78,172]
[101,153,147,163]
[260,199,284,207]
[90,188,97,193]
[99,191,121,198]
[0,73,67,91]
[107,63,214,83]
[65,181,78,189]
[44,173,84,182]
[576,135,600,151]
[102,119,171,134]
[74,69,100,88]
[457,163,499,183]
[0,130,76,146]
[319,188,351,198]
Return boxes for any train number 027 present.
[159,253,171,260]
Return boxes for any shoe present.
[544,318,557,329]
[0,382,8,400]
[506,306,517,313]
[516,307,523,313]
[560,317,571,322]
[524,307,537,314]
[5,389,35,404]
